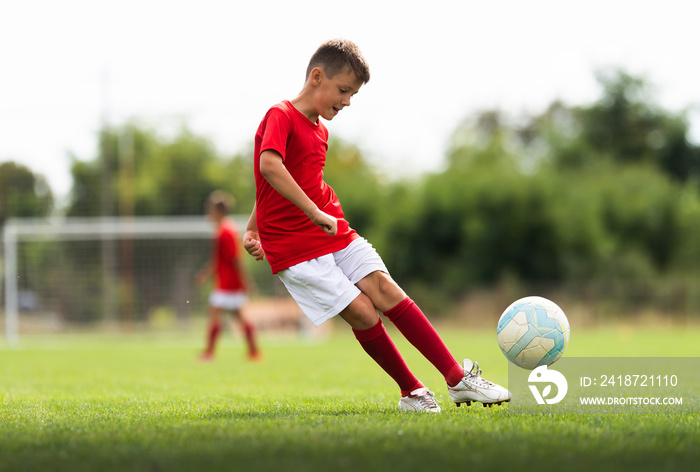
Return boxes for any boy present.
[243,39,510,412]
[197,191,260,362]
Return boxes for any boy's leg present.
[357,272,511,405]
[356,272,464,386]
[202,305,223,360]
[278,250,438,409]
[340,293,423,397]
[232,308,260,360]
[385,298,465,387]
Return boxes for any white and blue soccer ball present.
[496,296,570,370]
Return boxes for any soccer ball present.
[496,296,570,370]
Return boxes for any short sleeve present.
[259,107,292,160]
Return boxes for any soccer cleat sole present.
[454,399,510,408]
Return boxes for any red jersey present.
[254,100,358,273]
[213,219,245,291]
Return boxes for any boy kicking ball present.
[243,39,510,412]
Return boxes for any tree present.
[535,69,700,182]
[323,137,384,237]
[375,70,700,299]
[0,161,53,225]
[66,124,255,217]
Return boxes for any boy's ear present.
[309,67,323,87]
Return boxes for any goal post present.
[3,223,18,346]
[2,215,263,346]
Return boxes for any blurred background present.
[2,0,700,340]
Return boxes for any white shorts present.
[277,237,388,327]
[209,290,248,310]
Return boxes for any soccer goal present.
[2,215,274,346]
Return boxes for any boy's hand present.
[243,231,266,261]
[309,209,338,236]
[195,270,209,285]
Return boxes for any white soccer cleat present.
[398,387,441,413]
[448,359,512,407]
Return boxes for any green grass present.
[1,322,699,472]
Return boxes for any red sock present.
[384,298,463,387]
[352,318,423,396]
[205,322,222,354]
[243,322,259,357]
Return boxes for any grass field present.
[1,322,699,472]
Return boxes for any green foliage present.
[50,69,700,314]
[324,137,384,237]
[380,145,700,301]
[67,125,255,217]
[56,125,259,324]
[366,69,700,308]
[0,161,53,225]
[534,69,700,182]
[131,128,220,215]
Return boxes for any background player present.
[197,190,260,362]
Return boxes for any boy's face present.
[207,206,225,223]
[313,67,363,121]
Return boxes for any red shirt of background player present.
[213,219,245,291]
[254,99,358,273]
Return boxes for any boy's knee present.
[357,271,406,312]
[378,273,404,299]
[340,294,379,330]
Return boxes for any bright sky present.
[1,0,699,202]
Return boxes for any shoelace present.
[417,390,440,410]
[466,361,496,387]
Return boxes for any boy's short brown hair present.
[306,39,370,84]
[206,190,234,215]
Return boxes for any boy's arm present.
[259,150,337,235]
[243,203,266,261]
[195,262,214,285]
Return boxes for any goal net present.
[2,216,290,345]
